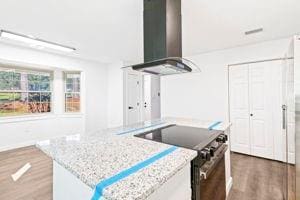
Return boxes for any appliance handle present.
[282,105,287,130]
[200,144,228,180]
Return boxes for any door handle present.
[250,113,253,117]
[128,106,133,110]
[282,105,287,130]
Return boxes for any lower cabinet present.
[229,60,295,163]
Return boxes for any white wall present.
[181,0,300,56]
[0,43,108,151]
[85,63,108,133]
[161,37,292,122]
[107,61,124,128]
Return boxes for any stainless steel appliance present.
[135,125,228,200]
[130,57,198,76]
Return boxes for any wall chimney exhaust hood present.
[130,57,199,76]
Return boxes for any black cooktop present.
[134,125,223,151]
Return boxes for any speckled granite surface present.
[163,117,231,131]
[36,117,230,200]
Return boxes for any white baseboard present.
[226,176,233,196]
[0,141,35,152]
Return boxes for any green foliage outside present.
[0,93,21,100]
[0,70,52,117]
[0,71,51,91]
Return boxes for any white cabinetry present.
[229,60,291,161]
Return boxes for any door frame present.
[123,70,161,125]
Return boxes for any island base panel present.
[147,163,191,200]
[53,161,95,200]
[53,161,191,200]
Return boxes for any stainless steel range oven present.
[135,125,228,200]
[193,142,227,200]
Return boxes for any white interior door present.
[229,65,251,154]
[230,60,284,160]
[150,75,161,119]
[126,73,142,125]
[249,62,274,159]
[143,75,151,121]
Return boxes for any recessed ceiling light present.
[0,30,76,52]
[245,28,263,35]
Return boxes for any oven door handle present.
[200,145,228,180]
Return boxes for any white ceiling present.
[182,0,300,56]
[0,0,299,63]
[0,0,143,63]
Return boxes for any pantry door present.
[248,62,275,159]
[229,65,251,154]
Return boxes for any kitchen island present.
[36,117,231,200]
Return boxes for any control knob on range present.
[204,147,215,157]
[216,134,228,143]
[224,134,228,141]
[209,146,216,157]
[200,149,211,161]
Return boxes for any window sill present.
[60,113,84,118]
[0,113,84,123]
[0,114,56,123]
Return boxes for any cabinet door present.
[229,65,251,154]
[249,62,274,159]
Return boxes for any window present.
[0,67,52,117]
[64,72,81,112]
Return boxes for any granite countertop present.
[36,117,230,200]
[163,117,231,131]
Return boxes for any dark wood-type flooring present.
[0,146,296,200]
[228,152,295,200]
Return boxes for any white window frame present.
[64,71,81,113]
[0,66,53,118]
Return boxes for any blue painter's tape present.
[208,121,222,130]
[91,146,178,200]
[116,122,166,135]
